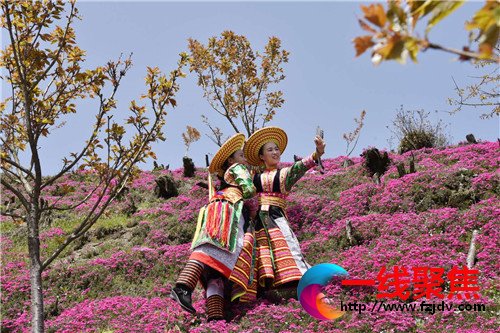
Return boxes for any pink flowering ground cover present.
[1,142,498,332]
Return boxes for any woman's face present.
[228,149,247,166]
[259,141,281,168]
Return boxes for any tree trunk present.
[27,212,44,333]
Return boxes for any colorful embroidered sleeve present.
[284,153,317,192]
[229,164,256,199]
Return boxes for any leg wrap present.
[176,260,204,291]
[206,294,225,321]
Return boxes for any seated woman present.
[229,126,325,302]
[171,133,256,321]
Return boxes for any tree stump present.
[397,154,417,178]
[362,148,390,178]
[124,196,137,217]
[409,153,416,173]
[343,159,354,168]
[346,220,354,245]
[345,219,362,246]
[466,230,479,269]
[183,156,195,177]
[195,182,209,189]
[154,174,179,199]
[466,134,477,144]
[397,163,406,178]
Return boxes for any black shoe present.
[170,286,196,314]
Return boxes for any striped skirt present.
[229,213,310,302]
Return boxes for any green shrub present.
[387,106,449,153]
[399,129,440,153]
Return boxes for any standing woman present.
[229,126,325,302]
[171,133,256,321]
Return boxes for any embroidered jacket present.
[254,154,318,212]
[191,163,256,252]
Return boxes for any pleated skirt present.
[229,213,310,302]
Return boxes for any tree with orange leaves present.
[353,1,499,64]
[353,1,499,119]
[182,126,201,156]
[188,31,289,146]
[0,1,188,331]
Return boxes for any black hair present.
[258,145,264,157]
[221,151,237,173]
[216,151,238,189]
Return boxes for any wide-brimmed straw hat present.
[209,133,246,176]
[244,126,288,166]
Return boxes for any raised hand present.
[314,135,326,156]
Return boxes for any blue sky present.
[3,1,499,174]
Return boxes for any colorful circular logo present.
[297,263,348,320]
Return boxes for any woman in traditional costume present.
[171,133,256,321]
[229,126,325,302]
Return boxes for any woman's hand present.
[314,135,326,156]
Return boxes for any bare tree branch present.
[0,210,25,220]
[209,65,240,133]
[1,177,29,210]
[1,155,35,180]
[427,42,499,63]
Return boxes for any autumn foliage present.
[182,125,201,156]
[188,31,289,145]
[353,1,499,64]
[1,1,188,331]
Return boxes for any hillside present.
[1,142,499,333]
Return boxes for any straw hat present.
[244,126,288,166]
[209,133,246,176]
